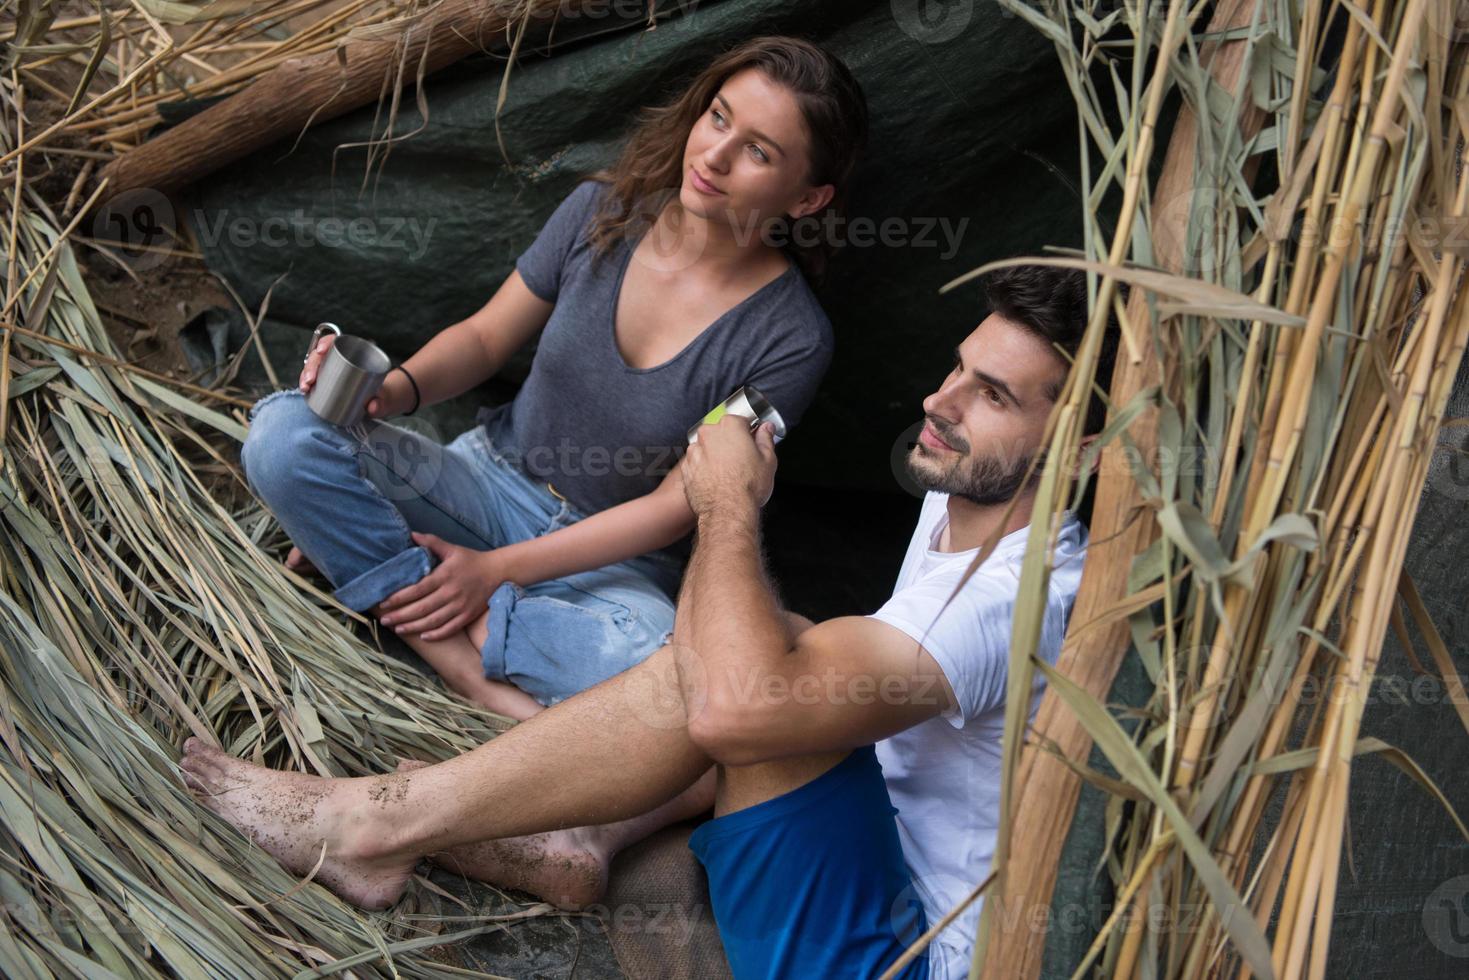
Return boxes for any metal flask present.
[687,385,788,445]
[304,322,393,428]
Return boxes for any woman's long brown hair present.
[587,36,868,285]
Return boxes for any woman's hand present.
[377,532,513,641]
[299,333,407,419]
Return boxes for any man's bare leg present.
[179,642,711,909]
[714,750,851,816]
[401,761,716,909]
[384,612,814,907]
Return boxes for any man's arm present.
[676,415,956,767]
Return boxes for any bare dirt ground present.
[14,21,226,384]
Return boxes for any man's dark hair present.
[981,264,1121,436]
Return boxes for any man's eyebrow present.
[975,370,1022,407]
[954,348,1022,407]
[714,93,786,158]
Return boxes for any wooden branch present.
[92,0,560,203]
[978,2,1267,976]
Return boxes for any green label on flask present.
[702,404,728,426]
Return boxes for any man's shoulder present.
[872,551,1021,644]
[890,508,1087,614]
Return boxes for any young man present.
[181,265,1116,978]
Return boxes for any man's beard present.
[905,421,1042,506]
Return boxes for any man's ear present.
[788,183,835,221]
[1073,433,1102,478]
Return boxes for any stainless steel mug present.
[687,385,788,445]
[303,322,393,427]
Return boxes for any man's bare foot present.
[180,738,417,909]
[396,759,607,910]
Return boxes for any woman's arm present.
[494,460,696,586]
[379,462,696,639]
[381,269,553,411]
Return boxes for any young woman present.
[241,36,868,723]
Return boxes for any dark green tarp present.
[179,0,1084,491]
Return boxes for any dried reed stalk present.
[903,1,1469,978]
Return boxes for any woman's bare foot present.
[180,738,417,909]
[396,759,607,910]
[285,545,323,578]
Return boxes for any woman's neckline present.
[607,220,797,375]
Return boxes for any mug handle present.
[307,322,341,359]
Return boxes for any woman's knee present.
[240,389,329,498]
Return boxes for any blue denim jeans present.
[240,388,682,706]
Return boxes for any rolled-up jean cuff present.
[480,581,515,685]
[332,546,433,612]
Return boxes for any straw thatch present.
[0,164,550,978]
[0,1,569,974]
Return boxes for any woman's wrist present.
[482,541,534,589]
[390,365,422,414]
[380,370,416,416]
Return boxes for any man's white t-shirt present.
[870,491,1088,979]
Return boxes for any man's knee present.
[613,643,705,733]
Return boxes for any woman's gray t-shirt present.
[477,179,834,533]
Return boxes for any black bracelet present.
[391,365,421,415]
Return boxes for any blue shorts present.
[688,746,929,980]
